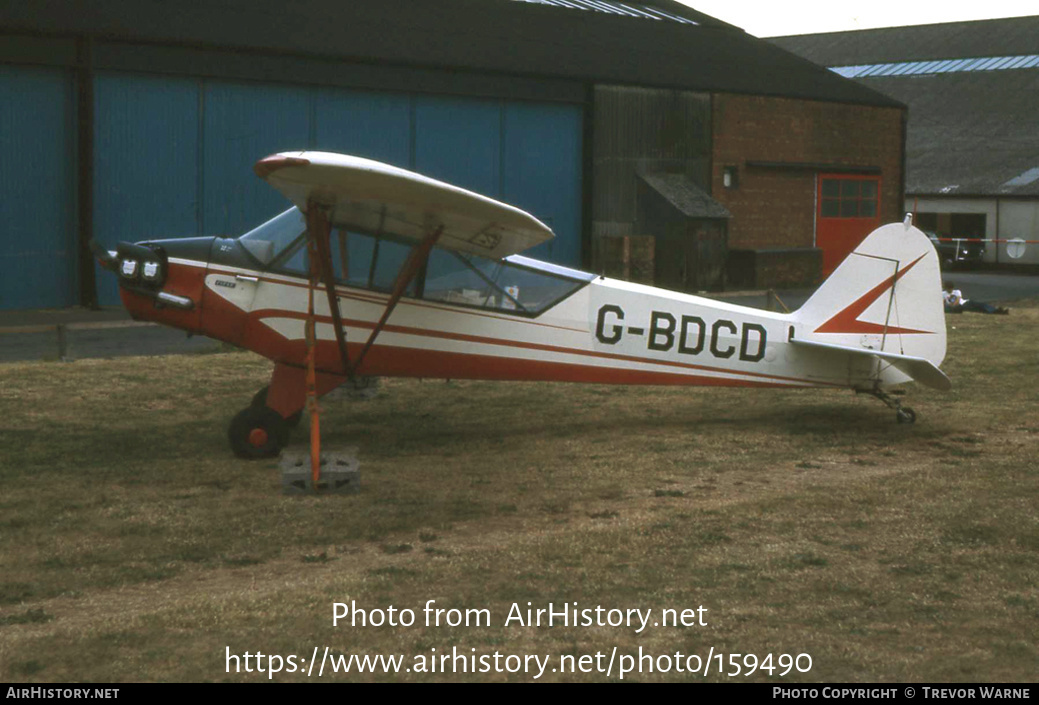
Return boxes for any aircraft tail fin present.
[792,218,948,388]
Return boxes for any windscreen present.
[239,207,306,266]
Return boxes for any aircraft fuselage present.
[117,235,865,404]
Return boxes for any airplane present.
[94,151,951,462]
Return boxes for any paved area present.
[2,272,1036,364]
[707,271,1039,312]
[935,271,1039,305]
[0,308,222,363]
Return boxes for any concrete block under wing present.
[281,448,360,495]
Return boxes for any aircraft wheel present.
[896,407,917,425]
[229,406,288,459]
[250,385,302,428]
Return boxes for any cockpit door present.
[200,237,261,346]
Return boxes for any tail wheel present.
[896,407,917,425]
[250,385,303,428]
[229,406,289,459]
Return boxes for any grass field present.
[1,301,1037,682]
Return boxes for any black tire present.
[250,385,303,428]
[896,407,917,425]
[228,406,289,459]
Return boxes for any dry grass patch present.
[0,301,1036,681]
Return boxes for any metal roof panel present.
[770,15,1039,66]
[0,0,900,108]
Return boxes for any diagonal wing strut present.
[353,224,443,373]
[305,201,443,378]
[306,202,353,380]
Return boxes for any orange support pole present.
[305,293,320,487]
[304,207,326,488]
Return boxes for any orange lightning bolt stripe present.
[814,254,933,335]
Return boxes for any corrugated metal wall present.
[504,102,583,265]
[592,85,710,232]
[86,74,583,307]
[590,85,711,276]
[0,60,583,310]
[93,74,201,306]
[314,90,411,168]
[201,82,312,237]
[0,65,76,309]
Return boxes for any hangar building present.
[0,0,905,310]
[772,16,1039,267]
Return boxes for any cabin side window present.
[244,209,589,316]
[421,249,587,315]
[423,248,525,311]
[327,230,417,296]
[328,231,588,316]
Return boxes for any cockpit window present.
[239,207,306,266]
[421,248,590,315]
[238,207,591,316]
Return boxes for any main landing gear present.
[228,405,288,459]
[227,386,303,459]
[859,387,917,424]
[251,385,302,428]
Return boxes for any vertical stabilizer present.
[794,221,947,373]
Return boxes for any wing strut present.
[299,210,441,488]
[353,225,443,373]
[303,203,440,380]
[306,202,353,379]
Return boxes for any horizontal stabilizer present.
[790,337,952,390]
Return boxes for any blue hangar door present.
[92,75,583,306]
[317,92,584,268]
[0,65,76,310]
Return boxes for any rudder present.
[794,219,947,372]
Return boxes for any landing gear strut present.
[859,387,917,424]
[251,385,303,428]
[227,385,306,459]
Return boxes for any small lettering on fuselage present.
[595,304,767,362]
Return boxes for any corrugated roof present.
[770,17,1039,197]
[832,54,1039,78]
[770,15,1039,66]
[0,0,902,108]
[511,0,699,25]
[868,71,1039,197]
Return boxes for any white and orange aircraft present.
[95,152,950,460]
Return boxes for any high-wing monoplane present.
[95,152,950,462]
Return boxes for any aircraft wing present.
[254,151,554,260]
[790,337,952,390]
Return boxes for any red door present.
[817,174,881,275]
